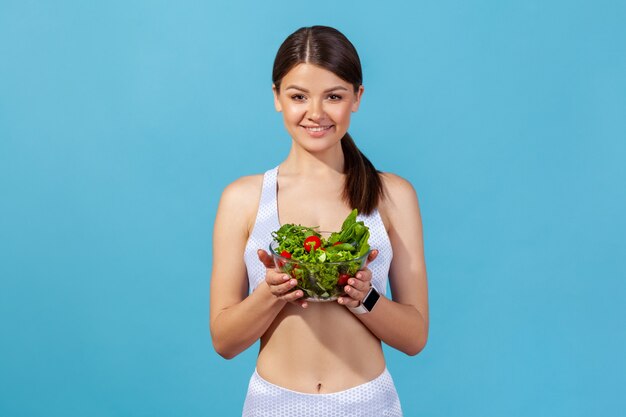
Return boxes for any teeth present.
[305,126,331,132]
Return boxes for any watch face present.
[362,288,380,311]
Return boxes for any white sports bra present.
[243,166,393,295]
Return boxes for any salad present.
[269,209,371,300]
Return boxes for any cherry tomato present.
[337,273,350,286]
[280,250,292,259]
[303,235,322,252]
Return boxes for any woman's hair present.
[272,26,384,215]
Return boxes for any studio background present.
[1,1,624,416]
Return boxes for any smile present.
[302,125,333,132]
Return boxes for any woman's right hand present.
[257,249,308,308]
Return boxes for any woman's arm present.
[339,173,429,356]
[209,177,302,359]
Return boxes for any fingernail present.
[290,279,297,286]
[283,275,289,281]
[348,279,354,285]
[338,298,343,304]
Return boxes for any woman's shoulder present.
[219,173,265,208]
[378,172,421,228]
[222,173,264,194]
[380,172,419,200]
[216,173,266,236]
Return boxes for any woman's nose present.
[307,99,324,121]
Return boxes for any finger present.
[270,278,298,295]
[266,271,291,286]
[281,288,305,302]
[337,296,361,308]
[364,249,378,267]
[348,275,370,292]
[343,284,368,302]
[257,249,276,269]
[287,297,308,308]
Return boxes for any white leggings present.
[242,368,403,417]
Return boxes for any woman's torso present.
[243,166,393,394]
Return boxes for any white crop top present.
[243,166,393,295]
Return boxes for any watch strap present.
[348,302,369,314]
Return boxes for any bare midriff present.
[256,300,386,394]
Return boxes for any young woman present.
[210,26,429,416]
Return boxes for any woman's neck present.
[280,142,345,178]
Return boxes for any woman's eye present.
[291,94,306,101]
[328,94,342,101]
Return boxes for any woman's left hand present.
[338,250,378,308]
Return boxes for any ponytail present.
[341,133,384,215]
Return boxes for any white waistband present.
[252,367,392,396]
[243,367,403,416]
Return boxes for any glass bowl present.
[269,240,370,301]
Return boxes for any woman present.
[210,26,429,416]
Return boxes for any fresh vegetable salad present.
[269,209,371,300]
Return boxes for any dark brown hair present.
[272,26,384,215]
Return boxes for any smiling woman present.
[209,26,429,417]
[271,26,383,215]
[273,63,363,151]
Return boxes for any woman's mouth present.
[301,125,334,137]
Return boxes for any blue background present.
[1,1,624,416]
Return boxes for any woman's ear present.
[272,84,282,112]
[352,85,364,112]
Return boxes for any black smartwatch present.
[348,286,380,314]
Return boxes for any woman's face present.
[273,63,363,153]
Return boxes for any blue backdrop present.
[1,1,624,416]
